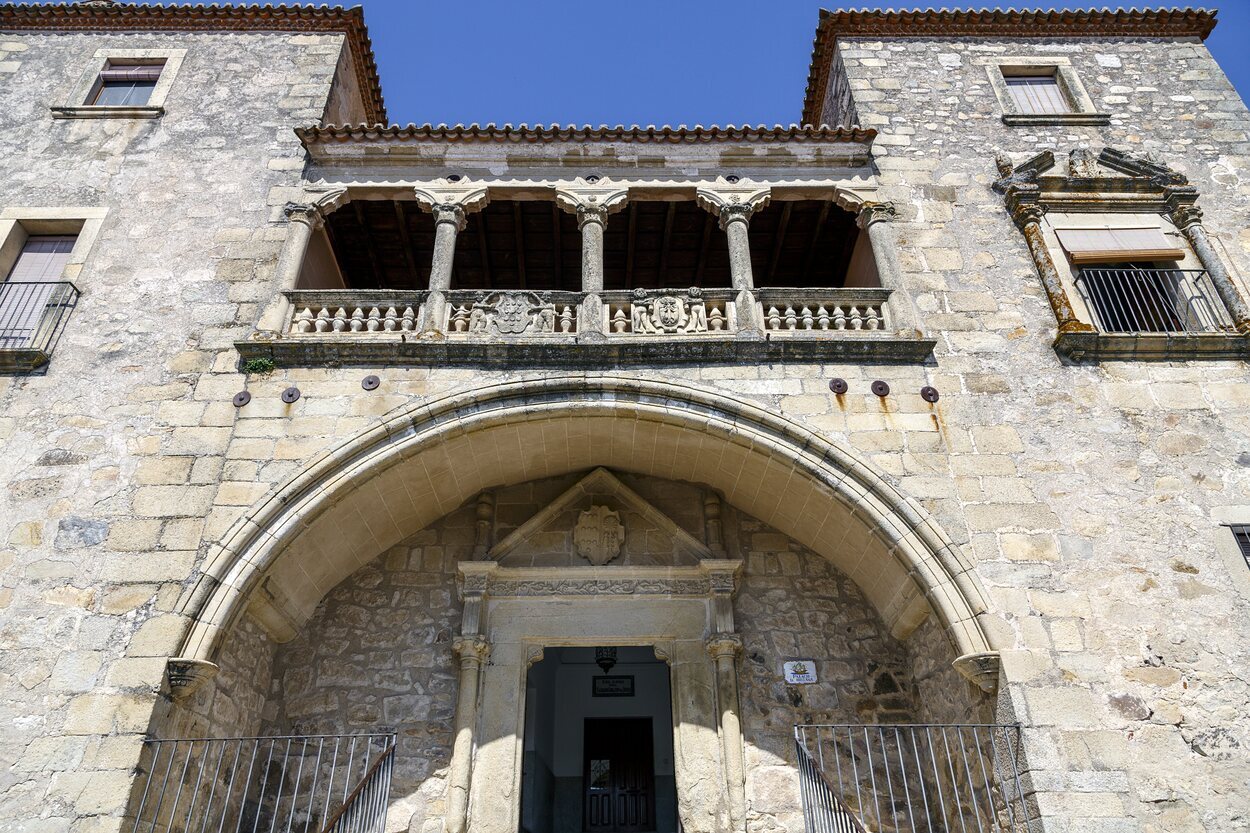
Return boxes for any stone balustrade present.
[243,286,934,366]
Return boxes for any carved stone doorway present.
[520,647,677,833]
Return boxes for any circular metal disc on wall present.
[281,386,301,404]
[232,391,251,408]
[871,380,891,397]
[920,386,940,403]
[828,378,849,394]
[361,375,380,391]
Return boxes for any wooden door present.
[583,718,655,833]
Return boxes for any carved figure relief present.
[624,288,720,334]
[449,292,574,335]
[574,504,625,566]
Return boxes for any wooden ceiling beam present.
[766,202,793,285]
[352,201,385,287]
[513,202,527,289]
[392,201,422,289]
[802,200,832,283]
[658,202,676,287]
[694,211,713,286]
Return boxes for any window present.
[1234,527,1250,572]
[0,235,77,351]
[88,62,163,106]
[1003,70,1070,115]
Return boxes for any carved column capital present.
[696,183,771,230]
[1169,202,1204,231]
[705,633,743,661]
[855,201,898,229]
[453,635,491,664]
[1006,190,1046,230]
[414,181,489,231]
[555,184,629,229]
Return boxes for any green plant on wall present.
[241,357,275,375]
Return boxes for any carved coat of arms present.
[574,504,625,566]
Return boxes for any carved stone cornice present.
[455,560,745,599]
[855,201,897,229]
[696,182,771,229]
[705,633,743,661]
[166,658,219,700]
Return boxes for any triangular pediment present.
[489,468,711,567]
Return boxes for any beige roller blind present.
[1004,74,1071,115]
[1054,227,1185,264]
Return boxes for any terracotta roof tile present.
[0,2,386,124]
[296,123,877,147]
[802,7,1219,124]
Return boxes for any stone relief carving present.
[613,288,726,334]
[488,578,712,597]
[574,504,625,566]
[448,292,574,336]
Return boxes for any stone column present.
[857,201,923,336]
[706,634,746,833]
[447,634,490,833]
[253,202,322,337]
[414,182,489,337]
[1008,195,1094,335]
[1170,202,1250,334]
[697,185,770,336]
[556,184,628,340]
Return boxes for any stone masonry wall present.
[0,29,359,833]
[826,33,1250,833]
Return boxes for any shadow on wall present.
[136,470,994,833]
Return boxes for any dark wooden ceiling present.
[324,199,860,291]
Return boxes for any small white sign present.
[783,660,817,685]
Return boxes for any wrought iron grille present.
[795,724,1039,833]
[1073,268,1228,334]
[0,280,79,368]
[129,733,396,833]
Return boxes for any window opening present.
[89,62,163,106]
[1,235,76,349]
[1003,70,1071,115]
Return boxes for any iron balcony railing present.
[1073,268,1229,335]
[795,724,1039,833]
[0,280,79,370]
[129,733,396,833]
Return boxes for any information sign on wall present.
[592,675,635,697]
[783,660,818,685]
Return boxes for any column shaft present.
[723,217,755,292]
[708,636,746,833]
[859,204,921,337]
[447,637,488,833]
[423,205,464,333]
[256,204,318,335]
[579,214,605,293]
[1017,214,1092,334]
[1178,219,1250,333]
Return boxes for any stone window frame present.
[986,57,1109,126]
[1212,510,1250,602]
[52,48,186,120]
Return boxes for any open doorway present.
[520,647,678,833]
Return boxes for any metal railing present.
[129,733,396,833]
[0,280,79,366]
[1074,268,1229,334]
[795,724,1038,833]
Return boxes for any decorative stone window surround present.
[984,56,1109,126]
[0,206,106,372]
[1213,510,1250,603]
[52,47,186,120]
[993,147,1250,360]
[243,178,937,366]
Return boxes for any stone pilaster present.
[1168,200,1250,334]
[1006,191,1094,335]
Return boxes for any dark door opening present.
[583,718,655,832]
[520,647,678,833]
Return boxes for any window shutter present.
[99,64,164,83]
[1005,75,1071,115]
[1054,227,1186,264]
[6,235,76,282]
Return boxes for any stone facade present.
[0,6,1248,833]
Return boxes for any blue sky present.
[344,1,1249,126]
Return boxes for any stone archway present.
[171,375,1005,689]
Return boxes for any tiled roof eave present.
[800,7,1219,125]
[0,2,386,124]
[296,123,878,149]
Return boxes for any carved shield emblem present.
[651,295,688,331]
[574,505,625,566]
[495,293,531,334]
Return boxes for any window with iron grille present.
[1003,70,1071,115]
[0,234,80,366]
[1233,526,1250,572]
[88,62,164,106]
